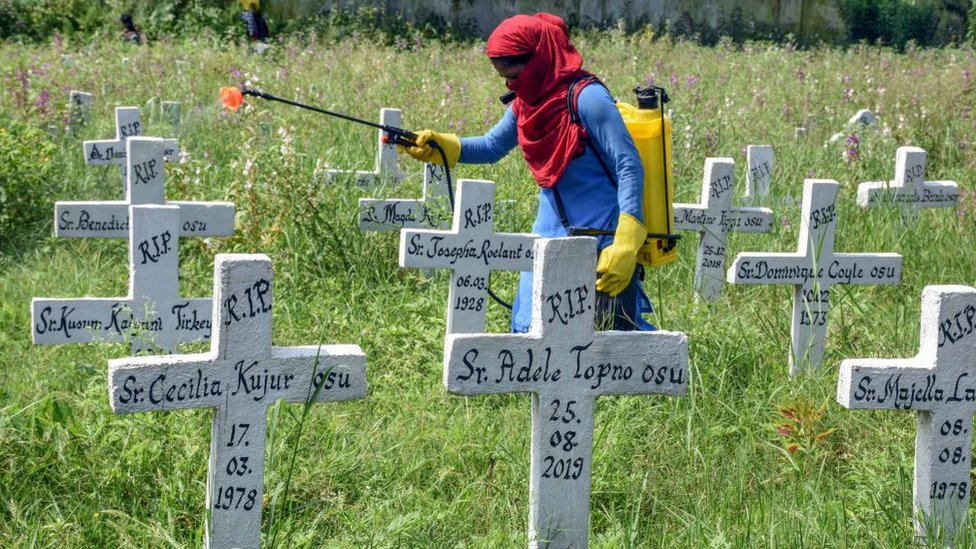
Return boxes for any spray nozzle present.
[220,85,418,146]
[633,85,670,110]
[381,129,418,147]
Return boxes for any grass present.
[1,29,975,547]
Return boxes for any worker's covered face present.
[485,13,581,104]
[490,58,527,87]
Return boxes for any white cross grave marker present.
[359,162,451,232]
[325,107,405,188]
[744,145,774,202]
[857,146,958,214]
[68,90,93,132]
[399,179,538,333]
[849,108,878,128]
[83,107,179,193]
[837,285,976,544]
[727,180,903,375]
[673,158,772,301]
[108,253,367,549]
[56,137,234,239]
[32,205,213,355]
[445,237,689,548]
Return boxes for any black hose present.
[428,139,511,311]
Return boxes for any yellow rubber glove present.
[596,213,647,297]
[397,130,460,168]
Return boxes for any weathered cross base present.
[728,179,902,374]
[838,285,976,546]
[857,146,958,216]
[32,205,211,355]
[399,178,537,333]
[445,237,688,547]
[108,254,368,548]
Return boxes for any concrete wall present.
[266,0,848,43]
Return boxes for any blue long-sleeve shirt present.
[458,83,649,332]
[459,83,643,249]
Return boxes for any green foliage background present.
[0,0,974,48]
[1,22,976,548]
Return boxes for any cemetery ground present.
[1,30,976,548]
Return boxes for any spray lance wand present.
[220,86,456,207]
[218,85,523,307]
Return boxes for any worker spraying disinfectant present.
[219,13,678,333]
[398,13,677,333]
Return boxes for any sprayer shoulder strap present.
[566,74,618,189]
[552,74,619,230]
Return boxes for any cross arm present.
[54,201,128,238]
[726,252,813,285]
[726,206,774,233]
[359,198,446,231]
[54,201,235,238]
[444,333,547,395]
[269,344,367,404]
[167,201,236,236]
[829,253,902,285]
[400,230,536,271]
[32,297,131,344]
[837,358,937,411]
[84,138,179,166]
[673,204,709,231]
[585,331,689,396]
[108,352,220,413]
[84,139,126,165]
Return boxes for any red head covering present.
[487,13,586,188]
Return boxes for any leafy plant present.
[774,401,836,458]
[0,116,57,254]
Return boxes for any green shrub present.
[0,117,57,253]
[0,0,238,43]
[839,0,939,49]
[970,0,976,42]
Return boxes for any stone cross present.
[445,237,688,548]
[673,158,772,301]
[57,137,234,239]
[360,162,451,232]
[325,107,405,188]
[849,108,878,128]
[399,179,538,333]
[83,107,179,194]
[68,90,93,132]
[837,285,976,544]
[744,145,774,202]
[727,180,903,375]
[32,205,213,355]
[107,253,367,549]
[857,146,958,215]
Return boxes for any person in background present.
[119,13,148,45]
[399,12,653,333]
[240,0,270,43]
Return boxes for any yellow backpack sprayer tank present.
[617,86,677,267]
[565,79,680,266]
